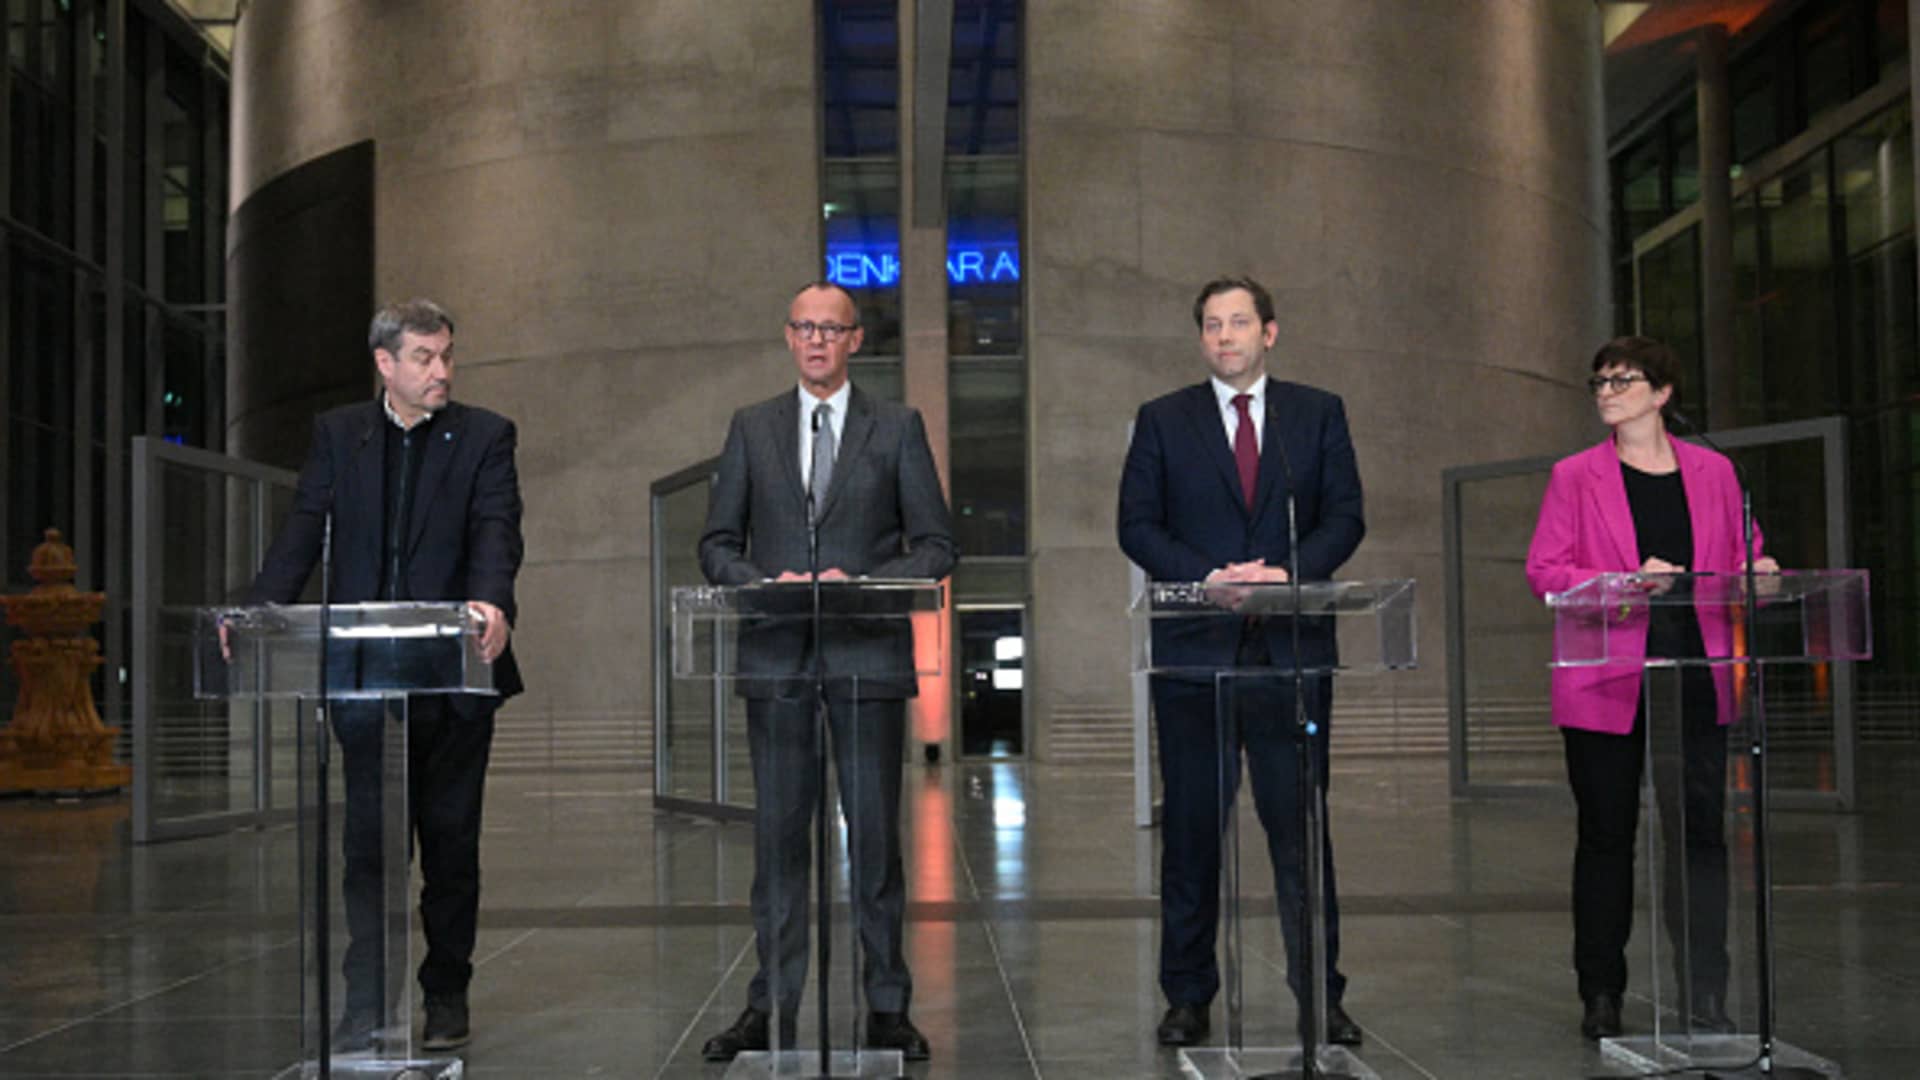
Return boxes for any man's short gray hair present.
[369,299,455,356]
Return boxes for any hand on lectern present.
[1634,556,1685,596]
[468,600,510,662]
[773,568,849,583]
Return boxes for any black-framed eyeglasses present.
[1587,373,1648,395]
[787,320,858,341]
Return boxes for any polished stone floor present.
[1,746,1916,1079]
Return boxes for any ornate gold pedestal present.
[0,529,130,795]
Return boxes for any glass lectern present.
[1131,579,1417,1080]
[674,579,944,1080]
[1549,570,1868,1078]
[196,601,494,1080]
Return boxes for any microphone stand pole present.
[1254,445,1355,1080]
[316,511,334,1078]
[1679,421,1816,1080]
[807,492,832,1080]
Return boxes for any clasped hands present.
[1203,559,1290,611]
[1631,555,1781,597]
[772,568,851,583]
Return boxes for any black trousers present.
[1153,663,1344,1011]
[332,693,497,1010]
[1562,668,1729,1005]
[744,694,910,1016]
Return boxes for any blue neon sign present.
[825,243,1019,288]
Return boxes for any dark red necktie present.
[1232,393,1258,506]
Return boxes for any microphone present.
[310,416,369,1078]
[1264,397,1327,1076]
[1265,399,1309,733]
[1666,407,1792,1064]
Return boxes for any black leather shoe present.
[1581,994,1623,1040]
[1157,1003,1209,1046]
[867,1011,931,1061]
[702,1007,770,1062]
[421,994,470,1052]
[1324,1003,1363,1046]
[330,1008,379,1054]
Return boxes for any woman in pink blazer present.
[1525,337,1777,1041]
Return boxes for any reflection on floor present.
[1,748,1917,1079]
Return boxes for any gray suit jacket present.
[699,384,957,699]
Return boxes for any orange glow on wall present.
[909,602,950,750]
[1606,0,1774,54]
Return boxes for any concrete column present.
[899,0,953,758]
[0,17,10,579]
[1697,23,1735,428]
[1908,0,1920,303]
[1025,1,1609,759]
[230,0,822,762]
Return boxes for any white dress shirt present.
[1210,375,1265,453]
[798,380,851,489]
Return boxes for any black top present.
[1621,461,1706,662]
[380,410,439,600]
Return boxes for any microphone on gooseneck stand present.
[1272,431,1314,1078]
[315,422,371,1073]
[1265,414,1351,1080]
[1666,410,1813,1079]
[805,414,832,1075]
[315,501,335,1074]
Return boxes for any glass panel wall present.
[1636,225,1705,422]
[821,0,903,396]
[1628,99,1920,743]
[2,0,230,740]
[947,0,1024,755]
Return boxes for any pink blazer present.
[1524,437,1764,735]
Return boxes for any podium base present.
[272,1053,463,1080]
[1178,1045,1378,1080]
[723,1048,905,1079]
[1601,1034,1841,1078]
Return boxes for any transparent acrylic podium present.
[1131,579,1417,1080]
[195,601,494,1080]
[674,579,945,1080]
[1549,570,1869,1078]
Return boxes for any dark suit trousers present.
[1153,644,1346,1010]
[746,694,910,1016]
[333,693,497,1009]
[1562,668,1729,1004]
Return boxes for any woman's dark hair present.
[1591,335,1679,393]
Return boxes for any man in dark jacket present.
[247,298,523,1053]
[697,282,955,1062]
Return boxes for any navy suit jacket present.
[248,398,526,698]
[1118,378,1365,674]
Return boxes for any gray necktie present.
[809,402,835,519]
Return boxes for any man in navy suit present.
[247,299,523,1053]
[1118,276,1366,1049]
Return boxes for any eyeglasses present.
[1587,373,1649,395]
[787,320,858,341]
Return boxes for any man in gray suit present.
[698,281,956,1062]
